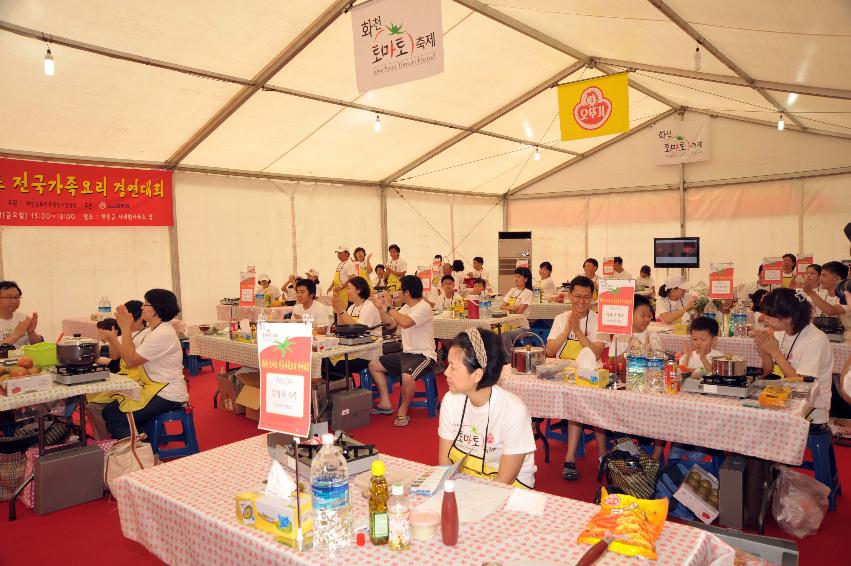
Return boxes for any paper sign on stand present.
[417,266,433,293]
[240,272,257,307]
[257,322,313,437]
[432,259,442,286]
[602,257,615,277]
[597,279,635,336]
[797,254,813,276]
[761,257,783,286]
[708,263,735,300]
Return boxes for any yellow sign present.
[558,73,629,140]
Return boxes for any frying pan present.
[335,323,382,337]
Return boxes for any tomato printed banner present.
[796,253,814,276]
[558,72,629,141]
[654,115,710,165]
[761,257,783,286]
[417,266,433,293]
[240,272,256,307]
[708,263,735,300]
[602,257,615,277]
[257,322,313,437]
[0,157,173,226]
[597,279,635,336]
[351,0,444,92]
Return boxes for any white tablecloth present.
[113,435,734,566]
[499,366,811,465]
[525,302,571,320]
[432,312,529,340]
[0,374,140,411]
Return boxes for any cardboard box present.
[674,464,719,524]
[0,372,53,396]
[235,490,313,546]
[217,372,245,415]
[331,388,372,431]
[312,336,339,352]
[234,371,261,421]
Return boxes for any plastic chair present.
[800,428,842,512]
[359,368,439,417]
[181,340,213,376]
[545,419,595,457]
[145,407,199,459]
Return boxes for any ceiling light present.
[44,46,54,76]
[694,45,701,72]
[373,115,381,133]
[787,92,798,105]
[777,114,785,131]
[533,147,541,161]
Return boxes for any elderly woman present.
[100,289,188,439]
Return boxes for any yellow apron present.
[557,317,589,360]
[87,361,167,413]
[333,264,349,309]
[771,331,802,379]
[354,262,373,291]
[502,293,522,332]
[387,259,402,291]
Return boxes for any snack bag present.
[759,385,791,408]
[577,487,668,560]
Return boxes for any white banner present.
[351,0,444,92]
[655,115,710,165]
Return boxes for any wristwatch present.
[386,306,395,314]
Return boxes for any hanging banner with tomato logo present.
[761,257,783,286]
[351,0,444,92]
[597,279,635,336]
[257,322,313,437]
[708,263,735,300]
[558,72,629,141]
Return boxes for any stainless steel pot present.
[511,332,546,374]
[56,334,99,366]
[711,356,747,377]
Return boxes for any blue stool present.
[181,340,213,376]
[529,320,553,343]
[145,408,200,459]
[545,419,594,457]
[800,428,842,511]
[359,368,439,417]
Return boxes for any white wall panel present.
[449,195,502,280]
[386,190,453,272]
[802,174,851,262]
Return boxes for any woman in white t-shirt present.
[754,288,835,425]
[439,328,536,488]
[655,274,696,324]
[332,276,382,375]
[537,261,557,298]
[501,268,534,314]
[101,289,188,439]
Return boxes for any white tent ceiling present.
[1,0,850,196]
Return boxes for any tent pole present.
[168,191,183,317]
[449,203,456,260]
[798,180,805,255]
[502,198,508,231]
[290,193,298,275]
[380,187,388,259]
[0,227,5,281]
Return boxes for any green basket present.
[22,342,58,368]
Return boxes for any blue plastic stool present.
[545,419,594,457]
[145,408,200,459]
[800,428,842,512]
[529,320,553,343]
[181,340,213,376]
[359,368,439,417]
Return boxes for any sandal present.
[393,415,410,427]
[562,462,579,481]
[371,406,394,415]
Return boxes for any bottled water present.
[625,338,648,392]
[310,433,352,553]
[702,300,719,323]
[254,289,264,307]
[644,351,666,393]
[97,297,112,321]
[731,303,748,337]
[479,295,492,318]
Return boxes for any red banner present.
[597,279,635,336]
[258,322,313,437]
[709,263,735,300]
[0,158,173,226]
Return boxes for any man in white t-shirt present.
[609,257,633,280]
[427,275,459,311]
[368,275,436,427]
[385,244,408,291]
[293,278,330,334]
[0,281,43,348]
[803,261,851,334]
[466,257,491,289]
[327,246,358,297]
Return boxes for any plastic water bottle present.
[97,297,112,321]
[644,351,666,393]
[310,433,352,553]
[703,300,719,323]
[732,303,748,337]
[254,289,264,307]
[533,287,542,303]
[387,483,411,551]
[625,337,648,392]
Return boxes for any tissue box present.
[566,367,609,388]
[313,336,339,352]
[673,465,719,524]
[235,491,313,546]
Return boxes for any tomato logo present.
[604,494,621,506]
[573,86,613,131]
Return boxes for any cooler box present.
[331,389,372,430]
[34,444,104,515]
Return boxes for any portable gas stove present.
[336,335,374,346]
[270,430,379,477]
[50,364,110,385]
[681,374,753,398]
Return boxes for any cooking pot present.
[56,334,99,366]
[511,332,546,374]
[711,356,747,377]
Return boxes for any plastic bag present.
[578,487,668,560]
[771,466,830,538]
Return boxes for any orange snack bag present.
[577,488,669,560]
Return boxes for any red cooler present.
[467,299,480,319]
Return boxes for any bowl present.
[198,324,212,334]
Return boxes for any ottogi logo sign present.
[351,0,444,92]
[558,73,629,141]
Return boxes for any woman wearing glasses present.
[99,288,188,439]
[0,280,42,348]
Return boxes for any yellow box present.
[759,385,791,408]
[569,367,610,388]
[235,491,313,545]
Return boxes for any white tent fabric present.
[1,1,850,336]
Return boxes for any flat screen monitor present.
[654,237,700,268]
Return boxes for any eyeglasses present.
[143,302,152,307]
[0,295,22,301]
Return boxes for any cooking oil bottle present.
[368,460,389,545]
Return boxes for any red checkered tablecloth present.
[499,366,811,465]
[658,333,850,374]
[112,435,734,566]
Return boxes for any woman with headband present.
[437,328,537,488]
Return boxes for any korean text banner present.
[558,73,629,141]
[655,115,710,165]
[351,0,444,92]
[0,158,173,226]
[258,322,313,437]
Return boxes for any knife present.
[575,536,613,566]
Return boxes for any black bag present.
[597,437,660,500]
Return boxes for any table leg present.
[344,354,351,391]
[532,417,550,464]
[8,472,34,521]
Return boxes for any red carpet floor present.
[2,364,847,565]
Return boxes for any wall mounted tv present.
[654,237,700,268]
